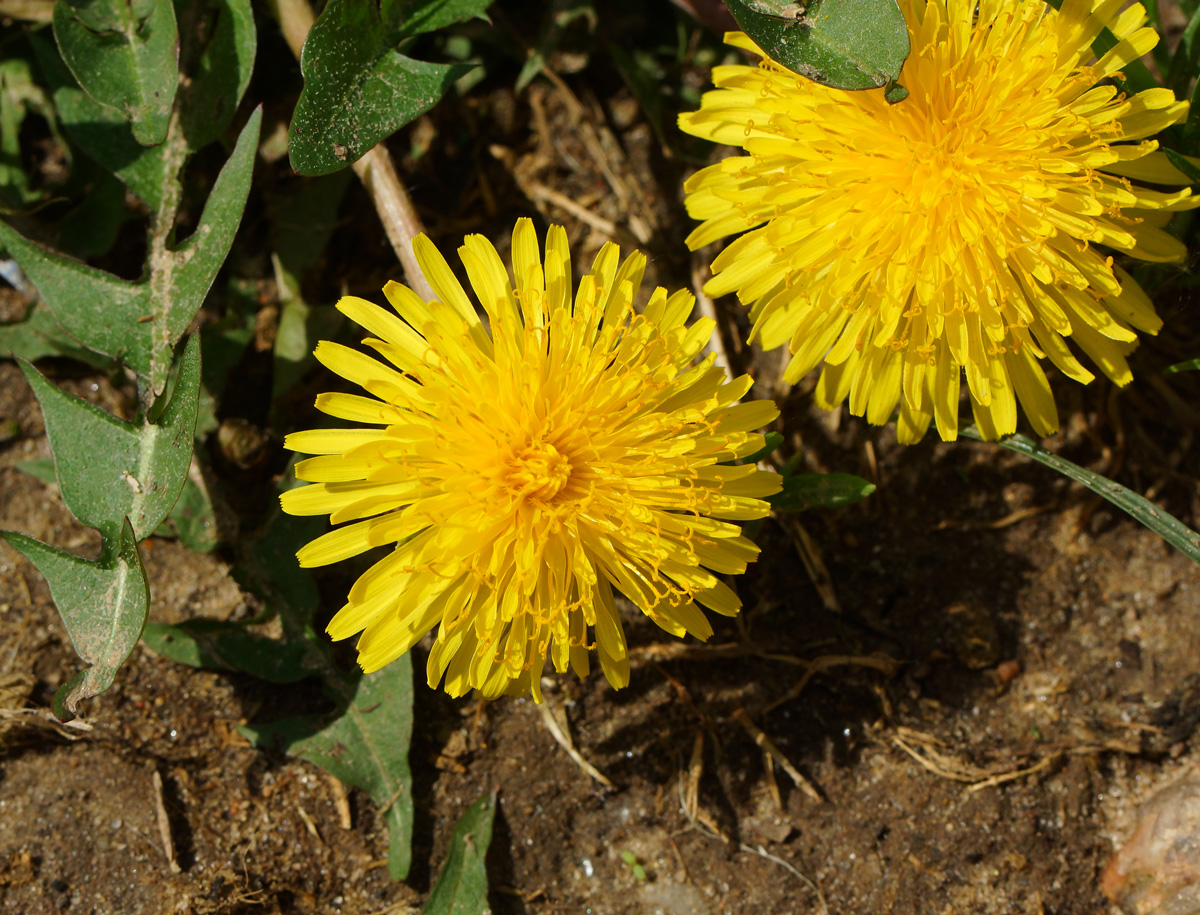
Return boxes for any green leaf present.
[0,219,154,374]
[1165,148,1200,185]
[1166,358,1200,374]
[52,0,180,146]
[738,430,784,466]
[19,334,201,544]
[425,793,497,915]
[242,658,415,879]
[161,468,219,550]
[3,517,150,720]
[177,0,257,151]
[287,0,486,175]
[56,170,130,258]
[150,107,260,388]
[0,301,112,365]
[141,619,314,682]
[52,82,168,211]
[961,428,1200,565]
[16,458,57,484]
[388,0,493,38]
[771,472,875,512]
[1167,1,1200,96]
[270,170,353,280]
[723,0,909,91]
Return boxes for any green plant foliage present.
[288,0,492,175]
[177,0,257,150]
[771,471,875,512]
[52,0,180,146]
[141,619,313,683]
[962,429,1200,565]
[19,334,201,545]
[243,658,416,880]
[723,0,909,92]
[0,300,110,365]
[425,793,497,915]
[0,57,61,210]
[1166,358,1200,374]
[0,109,261,390]
[161,471,219,551]
[3,517,150,720]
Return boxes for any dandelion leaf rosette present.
[281,219,781,700]
[679,0,1200,443]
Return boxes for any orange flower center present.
[504,440,573,503]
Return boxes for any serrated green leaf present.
[19,334,201,544]
[724,0,909,91]
[144,106,259,391]
[141,619,314,682]
[177,0,256,151]
[3,517,150,720]
[0,219,154,373]
[962,428,1200,565]
[288,0,485,176]
[242,658,415,879]
[425,793,496,915]
[53,0,179,146]
[771,472,875,512]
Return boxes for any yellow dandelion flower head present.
[679,0,1200,443]
[281,219,781,701]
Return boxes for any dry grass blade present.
[778,516,841,612]
[537,699,614,789]
[733,707,822,802]
[765,655,903,713]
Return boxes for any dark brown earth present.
[5,4,1200,914]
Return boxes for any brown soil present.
[5,8,1200,914]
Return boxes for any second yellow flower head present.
[681,0,1200,442]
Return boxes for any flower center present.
[504,440,573,503]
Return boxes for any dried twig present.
[765,654,903,713]
[152,770,181,874]
[777,515,841,613]
[537,700,614,789]
[732,708,822,802]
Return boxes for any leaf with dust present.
[241,657,415,879]
[17,335,201,544]
[3,518,150,720]
[287,0,491,175]
[425,793,497,915]
[724,0,909,91]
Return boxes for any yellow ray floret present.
[282,219,781,701]
[678,0,1200,443]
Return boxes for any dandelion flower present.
[679,0,1200,443]
[281,219,781,700]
